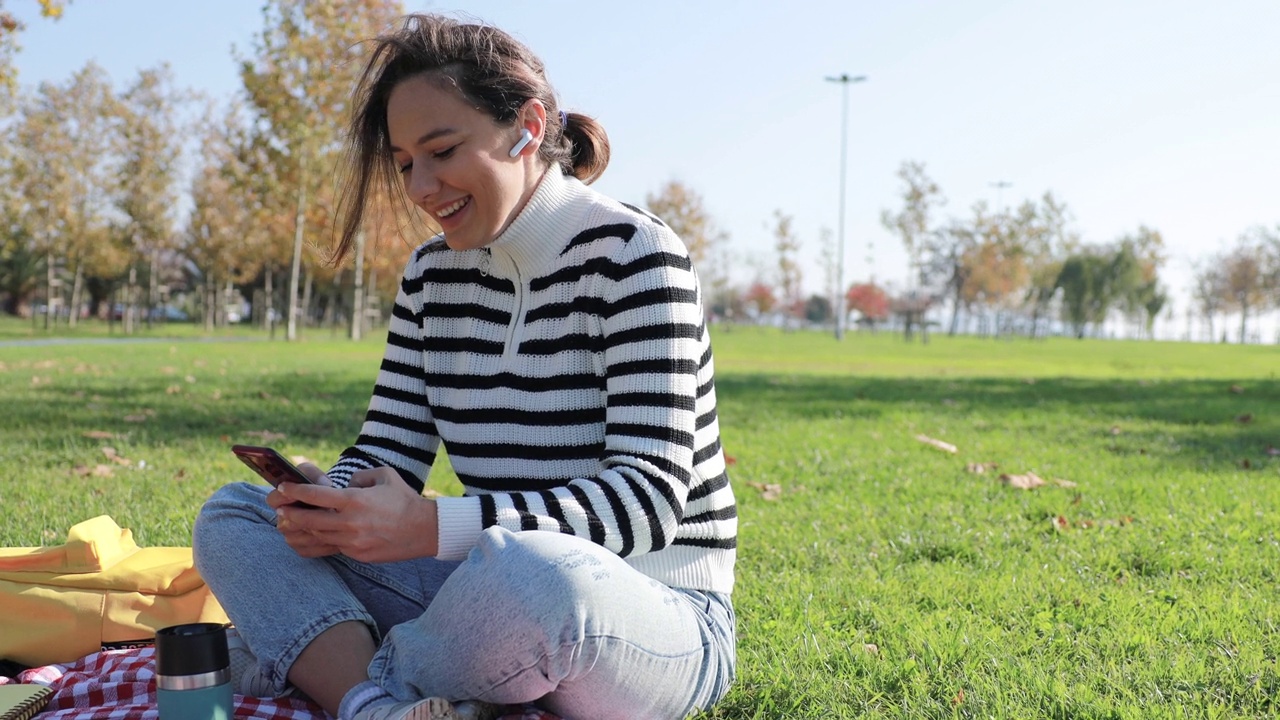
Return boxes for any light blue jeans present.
[192,483,736,720]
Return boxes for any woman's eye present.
[398,161,412,174]
[432,145,458,160]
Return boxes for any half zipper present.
[503,258,525,364]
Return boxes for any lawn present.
[1,324,1277,718]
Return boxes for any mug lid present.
[155,623,230,677]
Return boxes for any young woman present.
[194,13,736,720]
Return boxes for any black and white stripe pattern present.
[326,170,736,593]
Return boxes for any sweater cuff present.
[435,495,485,561]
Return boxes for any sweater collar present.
[483,168,586,278]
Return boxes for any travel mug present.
[155,623,234,720]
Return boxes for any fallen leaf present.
[211,390,223,400]
[966,462,999,474]
[863,643,879,655]
[1236,413,1253,424]
[258,391,273,400]
[1240,458,1252,469]
[1051,515,1069,532]
[82,430,116,440]
[123,414,149,423]
[244,430,287,443]
[952,688,965,707]
[1229,384,1244,394]
[166,385,183,395]
[1071,493,1083,505]
[724,454,738,466]
[1000,472,1046,490]
[745,481,783,501]
[915,434,958,454]
[90,464,114,477]
[101,447,132,466]
[185,375,197,383]
[1109,425,1122,436]
[1052,478,1078,488]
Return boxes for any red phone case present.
[231,444,313,487]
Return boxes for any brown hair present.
[333,13,610,264]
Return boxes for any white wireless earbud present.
[508,128,534,158]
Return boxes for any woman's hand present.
[270,464,439,563]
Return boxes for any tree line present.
[1,0,415,338]
[645,161,1280,344]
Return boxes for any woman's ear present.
[514,99,548,154]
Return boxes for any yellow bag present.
[0,515,228,667]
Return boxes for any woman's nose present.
[407,163,441,205]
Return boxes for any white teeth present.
[438,198,468,218]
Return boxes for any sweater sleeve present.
[454,224,701,560]
[326,255,441,491]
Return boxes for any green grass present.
[2,325,1278,718]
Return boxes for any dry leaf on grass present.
[915,434,958,454]
[1052,478,1078,488]
[166,385,183,395]
[1109,425,1122,436]
[1229,384,1244,394]
[101,447,133,466]
[966,462,999,474]
[1000,472,1046,490]
[745,481,784,501]
[82,430,116,440]
[1051,515,1070,532]
[244,430,287,443]
[73,464,115,477]
[1236,413,1254,424]
[862,643,879,655]
[951,689,965,707]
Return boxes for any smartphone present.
[231,445,319,508]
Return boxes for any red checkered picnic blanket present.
[0,647,559,720]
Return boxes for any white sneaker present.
[354,697,504,720]
[225,627,291,698]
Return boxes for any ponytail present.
[557,111,610,185]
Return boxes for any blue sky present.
[11,0,1280,335]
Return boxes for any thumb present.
[296,462,332,487]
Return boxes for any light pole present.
[825,73,866,341]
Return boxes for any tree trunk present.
[69,264,84,329]
[301,268,314,329]
[1239,304,1249,344]
[262,266,274,334]
[223,278,235,327]
[125,265,138,335]
[351,230,366,340]
[203,272,216,332]
[286,159,309,341]
[44,252,56,331]
[147,251,159,330]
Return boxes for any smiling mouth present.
[437,197,470,219]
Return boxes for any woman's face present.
[387,75,541,251]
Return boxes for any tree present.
[846,282,889,328]
[770,210,803,327]
[743,281,777,322]
[10,62,118,328]
[115,65,187,333]
[0,0,69,103]
[238,0,403,340]
[644,180,725,269]
[1218,236,1270,343]
[1191,261,1227,342]
[881,160,944,290]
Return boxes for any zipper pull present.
[479,249,491,277]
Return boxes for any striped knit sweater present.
[325,168,736,594]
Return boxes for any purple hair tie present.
[559,109,568,127]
